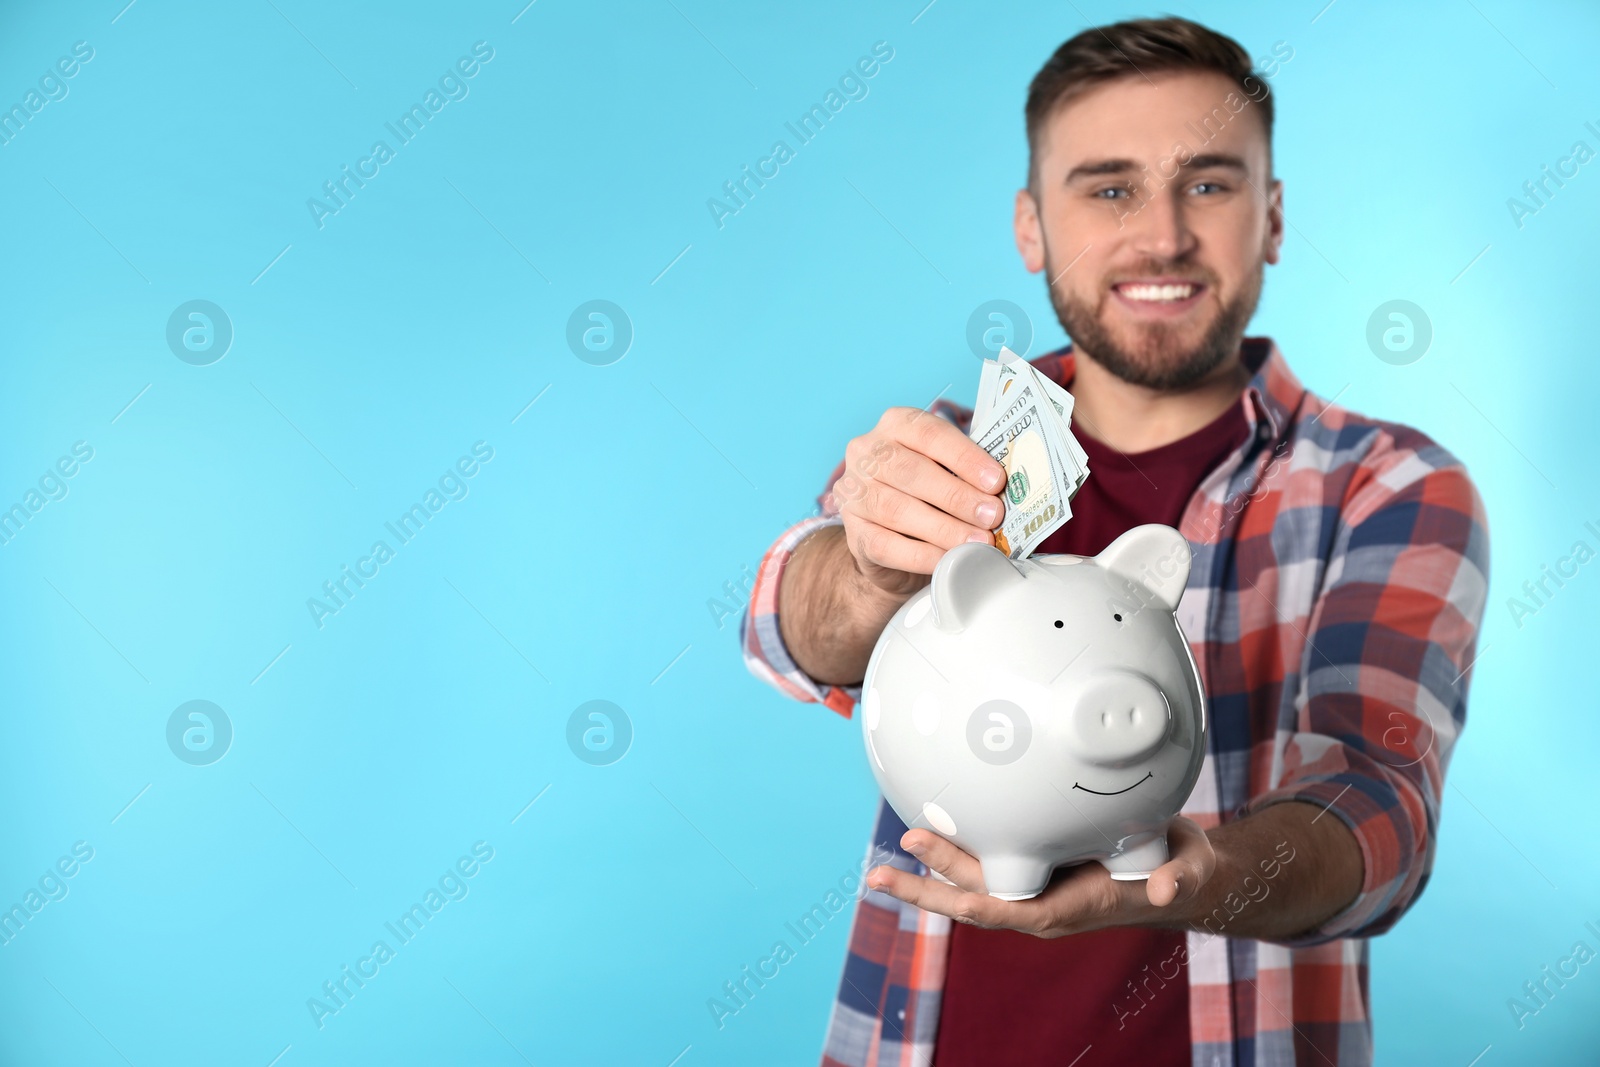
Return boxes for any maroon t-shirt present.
[932,388,1250,1067]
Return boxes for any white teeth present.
[1119,283,1195,302]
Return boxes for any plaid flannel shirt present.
[739,338,1490,1067]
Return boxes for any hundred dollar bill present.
[1005,348,1089,479]
[969,380,1076,558]
[970,346,1090,557]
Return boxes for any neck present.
[1067,343,1252,453]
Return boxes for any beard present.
[1042,238,1264,391]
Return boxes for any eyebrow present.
[1063,153,1250,183]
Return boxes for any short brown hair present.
[1025,17,1273,191]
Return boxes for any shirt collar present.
[1240,336,1303,444]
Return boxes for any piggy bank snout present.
[1067,672,1172,766]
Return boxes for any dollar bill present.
[970,381,1074,558]
[1005,348,1089,479]
[969,346,1089,558]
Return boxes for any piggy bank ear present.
[1095,524,1191,612]
[931,542,1024,633]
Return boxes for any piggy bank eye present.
[1113,613,1123,622]
[1054,620,1063,628]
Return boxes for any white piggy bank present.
[860,524,1207,900]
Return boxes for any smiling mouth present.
[1110,280,1206,317]
[1072,771,1153,796]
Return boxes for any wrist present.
[784,528,919,685]
[846,544,930,604]
[1156,802,1353,943]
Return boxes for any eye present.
[1113,613,1123,622]
[1054,620,1064,628]
[1188,180,1225,195]
[1092,185,1131,200]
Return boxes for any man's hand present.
[780,405,1009,685]
[864,801,1364,944]
[864,819,1217,939]
[835,406,1008,595]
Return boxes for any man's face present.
[1014,69,1284,391]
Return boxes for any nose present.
[1067,672,1171,766]
[1125,187,1197,263]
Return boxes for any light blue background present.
[1,1,1596,1064]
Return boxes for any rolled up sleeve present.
[739,512,863,717]
[739,459,862,718]
[1243,456,1490,946]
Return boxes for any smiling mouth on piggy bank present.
[1072,770,1153,796]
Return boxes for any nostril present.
[1099,707,1141,729]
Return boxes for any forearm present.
[1150,800,1364,943]
[778,524,923,686]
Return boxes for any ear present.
[1013,188,1045,274]
[1095,525,1191,613]
[1263,177,1285,266]
[931,542,1025,633]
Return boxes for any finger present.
[851,481,995,550]
[847,518,942,576]
[846,517,951,576]
[887,407,1006,495]
[900,829,985,893]
[1146,818,1214,908]
[1145,860,1188,907]
[865,864,1023,929]
[1167,816,1217,879]
[872,443,1004,531]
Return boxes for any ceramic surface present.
[860,524,1208,899]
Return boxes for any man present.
[741,16,1488,1067]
